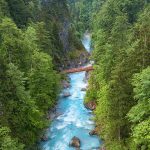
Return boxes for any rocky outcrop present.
[40,0,88,69]
[47,111,62,121]
[100,146,106,150]
[64,51,89,69]
[85,101,96,111]
[41,135,48,142]
[85,71,91,80]
[89,127,98,136]
[69,136,81,148]
[81,87,87,91]
[62,80,70,88]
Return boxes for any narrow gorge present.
[41,33,102,150]
[0,1,149,150]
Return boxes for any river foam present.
[41,72,102,150]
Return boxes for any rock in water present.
[89,127,98,135]
[85,101,96,111]
[41,135,48,142]
[81,87,87,91]
[62,80,70,88]
[63,92,71,97]
[69,136,81,148]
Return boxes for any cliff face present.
[59,19,70,52]
[41,0,69,51]
[4,0,88,69]
[40,0,88,69]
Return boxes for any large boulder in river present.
[62,92,71,97]
[85,101,96,111]
[41,135,48,142]
[69,136,81,148]
[81,87,87,91]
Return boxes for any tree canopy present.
[84,0,150,149]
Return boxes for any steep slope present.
[40,0,87,69]
[67,0,106,37]
[4,0,87,69]
[85,0,150,149]
[0,0,88,149]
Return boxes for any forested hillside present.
[0,0,85,149]
[68,0,105,37]
[85,0,150,149]
[1,0,85,69]
[0,0,150,150]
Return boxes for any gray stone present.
[69,136,81,148]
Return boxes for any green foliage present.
[0,63,45,146]
[68,0,106,37]
[0,17,60,148]
[0,126,24,150]
[86,0,150,149]
[29,51,60,113]
[128,67,150,149]
[0,0,9,19]
[1,0,149,149]
[37,0,84,67]
[33,22,53,55]
[6,0,31,28]
[131,120,150,150]
[0,0,84,149]
[0,18,33,72]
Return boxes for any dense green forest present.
[83,0,150,149]
[0,0,85,149]
[68,0,105,37]
[0,0,150,150]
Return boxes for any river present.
[41,32,102,150]
[82,32,92,53]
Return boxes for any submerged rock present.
[85,101,96,111]
[63,92,71,97]
[69,136,81,148]
[41,135,48,142]
[81,87,87,91]
[47,112,62,121]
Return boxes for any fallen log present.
[63,66,94,74]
